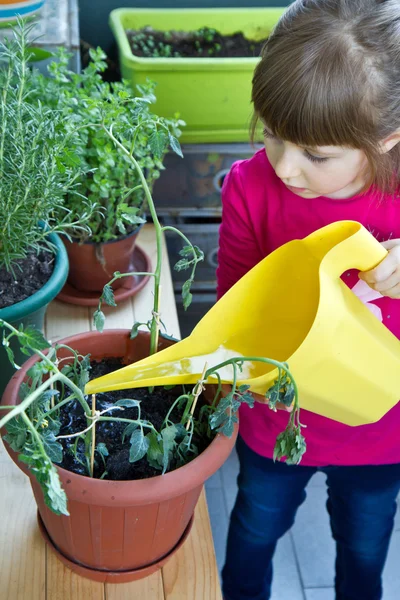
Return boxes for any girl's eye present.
[263,128,278,140]
[305,150,329,164]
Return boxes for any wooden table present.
[0,225,223,600]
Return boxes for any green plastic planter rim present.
[109,7,284,69]
[0,232,69,323]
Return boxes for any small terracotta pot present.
[63,227,142,293]
[1,330,238,582]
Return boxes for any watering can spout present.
[85,221,400,427]
[85,337,258,395]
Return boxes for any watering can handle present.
[308,221,388,277]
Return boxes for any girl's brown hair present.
[252,0,400,195]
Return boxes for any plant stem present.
[162,394,190,429]
[34,394,76,429]
[185,362,208,431]
[20,411,48,461]
[90,394,96,477]
[97,416,158,435]
[0,374,60,430]
[161,225,195,249]
[205,356,299,410]
[103,125,163,356]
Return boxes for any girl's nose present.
[274,149,302,180]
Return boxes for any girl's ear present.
[379,130,400,154]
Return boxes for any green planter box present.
[109,7,286,143]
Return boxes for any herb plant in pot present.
[0,25,95,394]
[31,47,184,301]
[0,123,306,583]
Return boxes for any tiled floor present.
[205,447,400,600]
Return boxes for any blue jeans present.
[222,435,400,600]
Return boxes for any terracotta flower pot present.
[63,227,142,293]
[1,330,238,582]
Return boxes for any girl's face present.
[263,128,370,200]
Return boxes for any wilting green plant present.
[0,318,304,516]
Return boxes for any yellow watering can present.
[85,221,400,426]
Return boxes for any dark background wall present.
[78,0,292,54]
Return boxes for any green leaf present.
[96,442,109,457]
[21,326,51,352]
[42,430,63,463]
[78,364,90,393]
[159,332,179,343]
[37,389,59,412]
[4,417,27,452]
[27,47,54,62]
[115,399,140,408]
[281,381,295,407]
[179,246,194,258]
[146,431,163,465]
[130,322,143,339]
[4,344,16,367]
[161,425,177,474]
[45,467,69,516]
[168,134,183,158]
[93,310,105,333]
[19,382,31,400]
[102,284,117,307]
[122,422,137,442]
[129,429,150,463]
[219,415,237,438]
[182,279,193,311]
[27,360,52,381]
[273,425,306,465]
[238,384,250,393]
[240,392,255,408]
[174,258,190,272]
[149,131,167,157]
[19,453,36,466]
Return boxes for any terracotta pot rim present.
[65,222,144,247]
[2,329,238,507]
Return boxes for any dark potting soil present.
[58,358,214,481]
[127,26,266,59]
[0,248,54,309]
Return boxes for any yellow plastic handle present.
[306,221,388,278]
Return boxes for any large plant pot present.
[1,329,238,582]
[109,7,286,143]
[0,232,68,396]
[63,227,142,292]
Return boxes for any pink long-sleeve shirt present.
[216,149,400,466]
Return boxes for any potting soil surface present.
[58,358,214,480]
[127,26,266,58]
[0,248,54,309]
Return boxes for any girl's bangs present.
[253,59,370,150]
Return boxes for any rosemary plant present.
[0,22,95,273]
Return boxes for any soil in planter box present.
[127,26,267,59]
[0,248,54,309]
[58,357,215,480]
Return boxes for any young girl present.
[217,1,400,599]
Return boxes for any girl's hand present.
[359,240,400,299]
